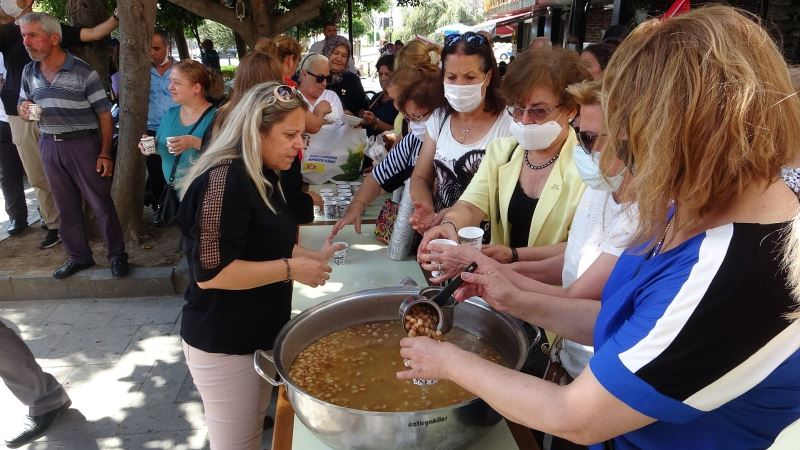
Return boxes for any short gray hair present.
[18,12,62,42]
[299,53,328,73]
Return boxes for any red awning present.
[473,11,531,36]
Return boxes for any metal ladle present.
[399,262,478,335]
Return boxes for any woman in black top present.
[324,36,369,116]
[361,54,398,137]
[176,82,339,450]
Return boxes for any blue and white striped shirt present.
[371,133,422,193]
[19,52,110,134]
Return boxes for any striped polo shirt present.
[19,52,110,135]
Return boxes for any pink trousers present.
[183,341,274,450]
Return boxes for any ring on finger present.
[437,262,443,273]
[403,359,412,368]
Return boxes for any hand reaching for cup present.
[289,257,332,288]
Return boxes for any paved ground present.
[0,296,276,450]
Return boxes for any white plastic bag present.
[302,123,368,184]
[365,132,389,164]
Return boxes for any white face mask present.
[443,76,486,113]
[572,145,624,191]
[1,0,24,18]
[409,120,428,140]
[509,120,562,151]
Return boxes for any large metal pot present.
[254,287,535,450]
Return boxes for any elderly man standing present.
[0,0,118,248]
[18,12,128,279]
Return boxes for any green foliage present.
[156,0,203,33]
[35,0,116,22]
[220,65,236,81]
[197,20,235,51]
[396,0,484,42]
[285,0,391,41]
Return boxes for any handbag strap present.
[166,105,215,184]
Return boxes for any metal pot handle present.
[254,349,284,387]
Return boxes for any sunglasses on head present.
[444,32,488,50]
[305,70,332,84]
[506,104,562,123]
[266,85,302,107]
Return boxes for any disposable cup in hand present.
[166,136,178,154]
[429,238,457,278]
[332,242,348,265]
[27,103,42,121]
[458,226,484,250]
[140,136,157,155]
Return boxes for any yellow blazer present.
[459,131,586,247]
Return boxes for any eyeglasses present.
[575,129,607,155]
[266,85,302,107]
[305,70,332,84]
[506,104,562,123]
[444,32,488,50]
[403,110,431,122]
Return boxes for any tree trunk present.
[173,26,191,60]
[113,0,158,242]
[234,32,248,57]
[68,0,111,91]
[166,0,323,46]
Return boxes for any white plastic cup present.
[27,103,42,121]
[458,226,484,250]
[320,188,334,196]
[332,242,348,265]
[429,238,457,278]
[140,136,157,155]
[166,136,178,154]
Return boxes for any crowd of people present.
[1,1,799,449]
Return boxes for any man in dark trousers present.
[1,319,72,448]
[0,0,117,248]
[19,12,128,279]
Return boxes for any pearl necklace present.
[523,150,560,170]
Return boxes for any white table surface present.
[291,223,424,313]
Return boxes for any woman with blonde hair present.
[211,51,321,224]
[176,82,341,450]
[398,6,800,449]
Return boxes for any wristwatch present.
[112,8,119,21]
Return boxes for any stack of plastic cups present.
[388,182,415,260]
[323,200,338,219]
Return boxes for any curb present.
[0,257,191,301]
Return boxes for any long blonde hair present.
[602,6,800,317]
[180,82,308,212]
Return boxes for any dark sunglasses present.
[444,32,488,50]
[575,129,607,155]
[305,70,332,84]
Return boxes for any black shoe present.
[4,399,71,449]
[110,254,129,278]
[7,218,28,236]
[53,260,95,279]
[40,229,61,249]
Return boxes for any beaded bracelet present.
[282,258,292,283]
[442,221,458,235]
[97,156,113,161]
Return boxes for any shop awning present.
[472,11,531,36]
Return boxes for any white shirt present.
[304,89,344,123]
[559,188,639,379]
[425,108,513,210]
[0,53,7,123]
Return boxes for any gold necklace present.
[653,215,676,256]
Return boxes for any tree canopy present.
[395,0,484,42]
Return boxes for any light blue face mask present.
[572,145,624,191]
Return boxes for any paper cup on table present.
[429,238,457,278]
[320,188,334,196]
[27,103,42,121]
[332,242,348,265]
[140,136,157,155]
[458,226,484,250]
